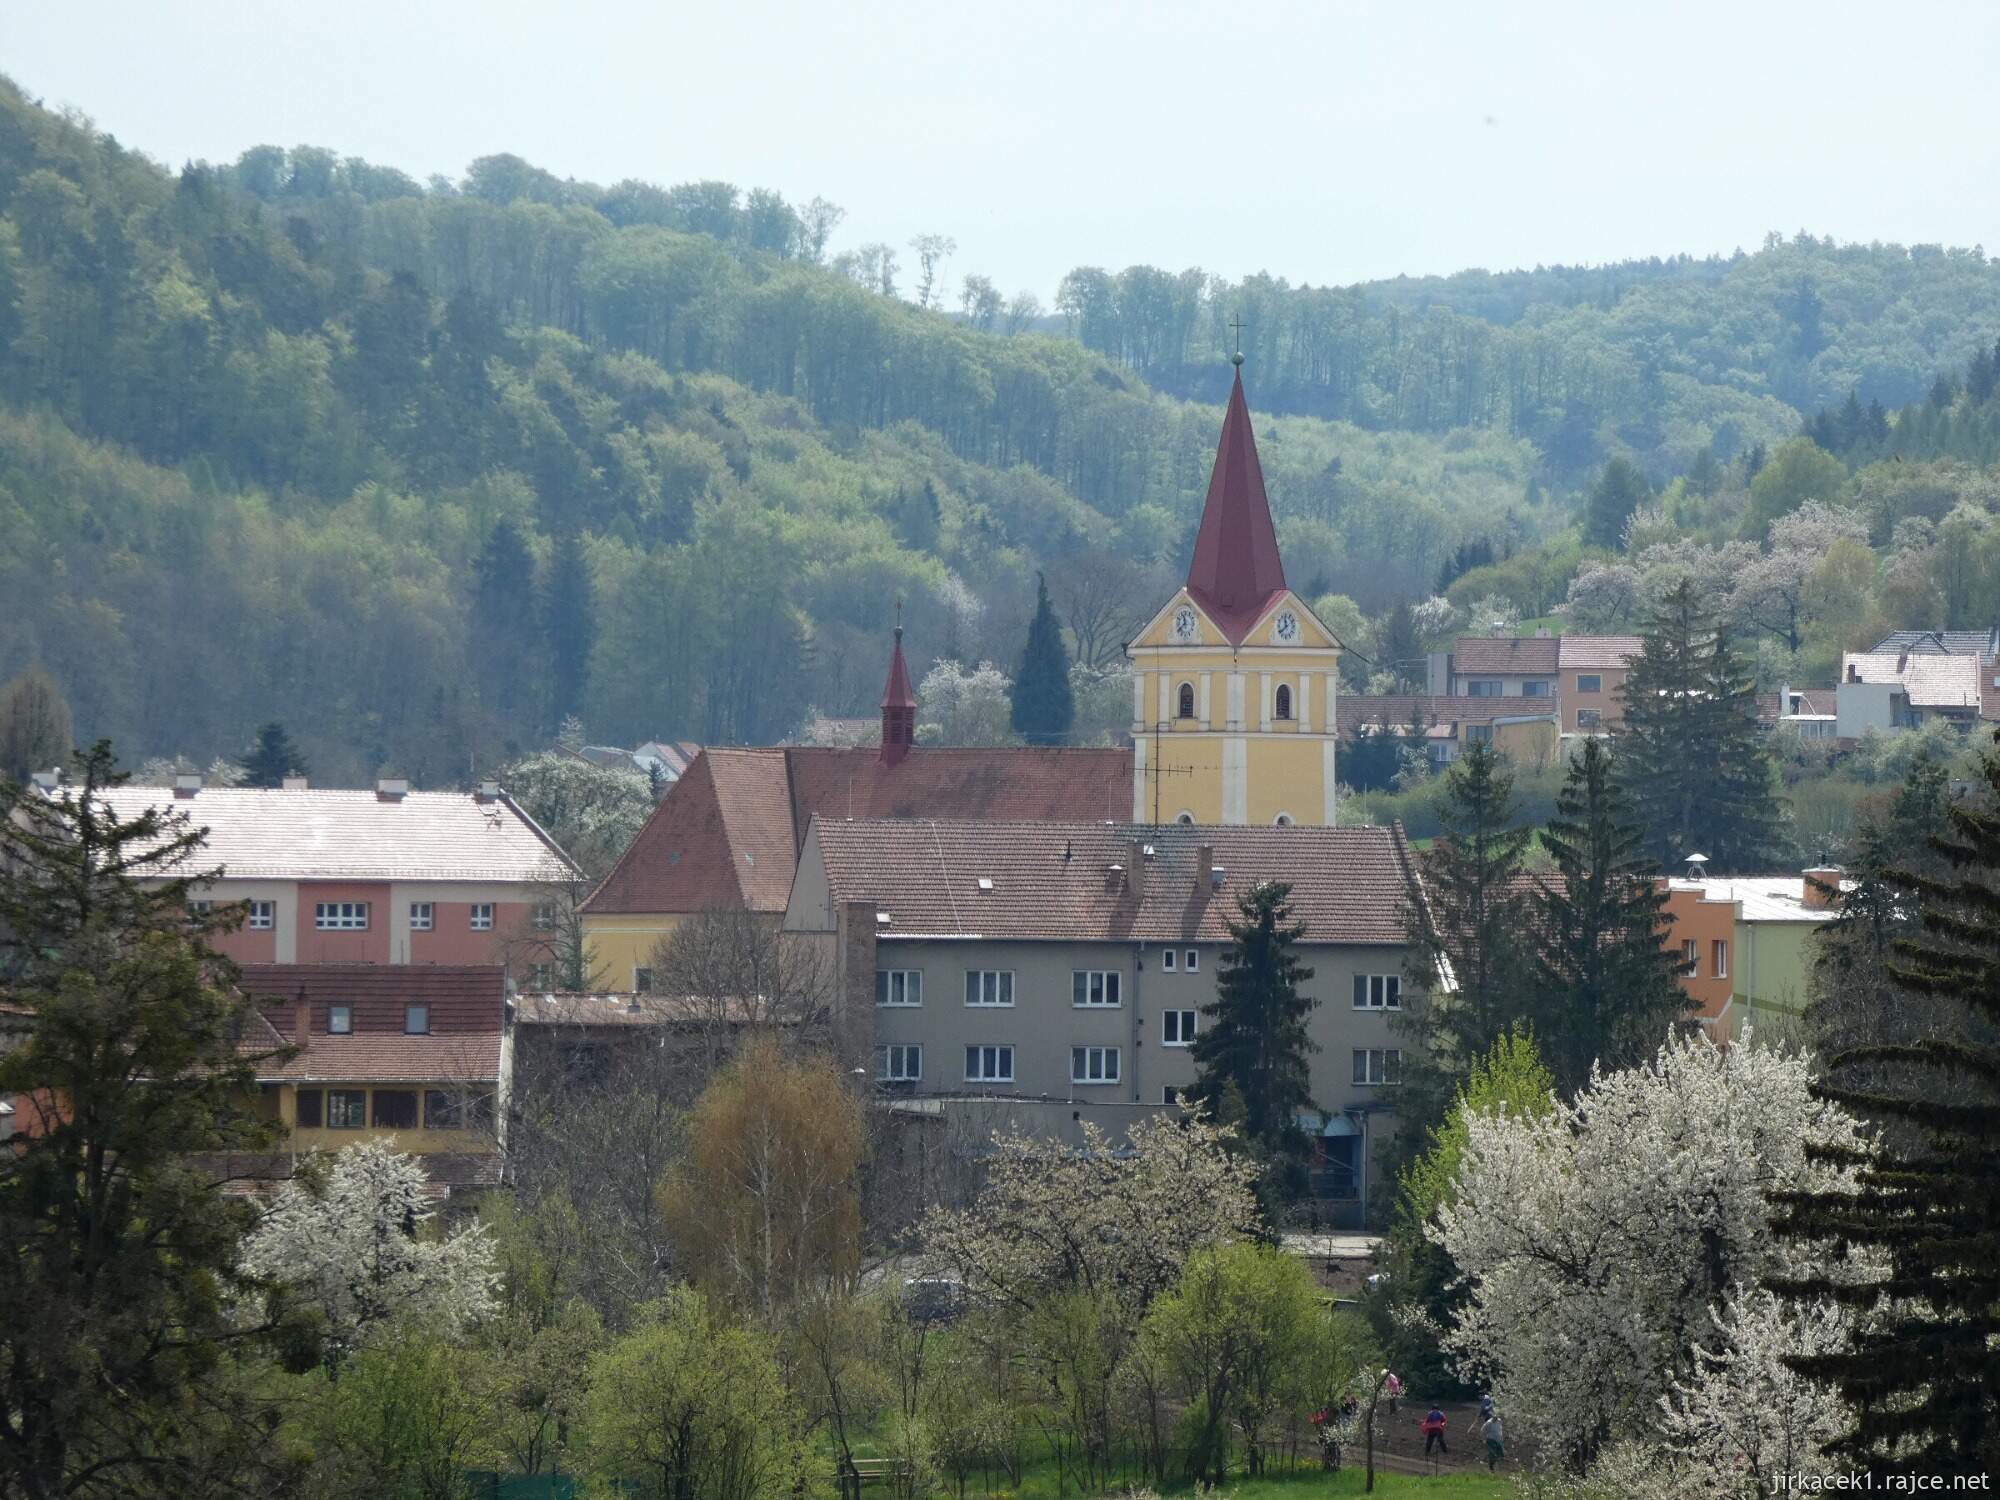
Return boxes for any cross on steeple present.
[1228,314,1247,367]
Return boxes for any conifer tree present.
[1189,880,1318,1203]
[0,744,297,1494]
[543,530,596,729]
[1770,741,2000,1479]
[1010,571,1073,746]
[1397,740,1533,1133]
[1616,578,1782,872]
[1583,455,1651,551]
[237,719,307,788]
[1528,737,1690,1094]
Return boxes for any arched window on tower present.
[1176,682,1196,720]
[1274,684,1293,721]
[1175,811,1195,826]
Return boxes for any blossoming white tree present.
[1430,1031,1868,1472]
[242,1141,498,1365]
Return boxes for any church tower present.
[1126,359,1342,825]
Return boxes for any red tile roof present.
[1557,635,1645,670]
[240,964,505,1083]
[1186,370,1287,644]
[803,819,1415,946]
[71,787,576,883]
[584,746,1133,916]
[1453,636,1560,675]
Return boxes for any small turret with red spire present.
[879,608,917,766]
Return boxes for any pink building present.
[57,775,578,979]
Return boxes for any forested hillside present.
[2,71,1997,781]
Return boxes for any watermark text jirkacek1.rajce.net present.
[1773,1476,1991,1494]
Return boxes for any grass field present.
[876,1458,1515,1500]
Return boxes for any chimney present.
[1125,839,1147,903]
[376,777,409,801]
[474,779,501,802]
[1194,844,1213,898]
[1105,861,1125,893]
[282,774,308,790]
[173,772,202,799]
[1846,662,1860,683]
[1802,867,1843,910]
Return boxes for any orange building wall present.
[1565,667,1632,733]
[294,882,393,964]
[1660,881,1735,1037]
[410,901,527,965]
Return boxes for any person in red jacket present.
[1421,1405,1448,1458]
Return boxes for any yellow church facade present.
[1128,588,1341,826]
[1126,360,1342,826]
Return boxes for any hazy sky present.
[10,0,2000,302]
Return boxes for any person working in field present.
[1421,1404,1448,1458]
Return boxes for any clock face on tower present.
[1275,610,1299,642]
[1172,606,1198,642]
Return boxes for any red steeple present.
[1185,365,1286,645]
[879,616,917,765]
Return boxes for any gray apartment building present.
[783,818,1422,1213]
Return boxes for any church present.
[1126,358,1343,826]
[579,362,1339,987]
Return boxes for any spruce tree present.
[237,720,307,788]
[1396,740,1534,1135]
[1616,578,1782,872]
[1582,456,1650,551]
[1770,741,2000,1478]
[1528,737,1690,1094]
[543,530,596,729]
[1189,879,1318,1203]
[0,744,297,1493]
[1009,572,1073,746]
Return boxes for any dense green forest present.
[4,70,2000,781]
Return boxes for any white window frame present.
[1072,970,1122,1007]
[1577,708,1603,729]
[1712,939,1729,980]
[1576,673,1603,694]
[189,899,213,916]
[247,899,275,930]
[1161,949,1176,971]
[1071,1045,1121,1085]
[1467,723,1495,745]
[1352,973,1402,1010]
[1681,939,1699,977]
[405,1004,429,1035]
[328,1004,353,1035]
[1521,680,1551,698]
[1185,949,1199,972]
[876,1043,922,1082]
[876,969,923,1007]
[314,901,368,931]
[964,1044,1014,1084]
[633,967,655,994]
[469,903,494,932]
[964,970,1015,1007]
[1162,1009,1197,1046]
[1466,680,1502,697]
[1352,1047,1403,1086]
[533,902,557,931]
[409,902,433,932]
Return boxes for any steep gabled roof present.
[582,746,1134,917]
[1185,370,1287,645]
[805,819,1412,946]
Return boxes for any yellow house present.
[1127,362,1343,826]
[226,963,509,1199]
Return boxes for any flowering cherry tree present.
[242,1141,497,1365]
[1430,1032,1869,1471]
